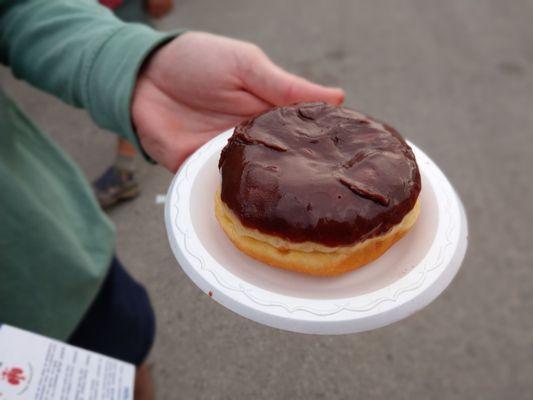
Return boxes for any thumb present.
[244,55,345,106]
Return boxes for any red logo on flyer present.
[99,0,124,10]
[1,367,25,386]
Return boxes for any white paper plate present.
[165,130,468,334]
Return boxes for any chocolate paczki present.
[218,102,421,248]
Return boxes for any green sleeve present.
[0,0,182,152]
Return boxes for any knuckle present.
[244,42,263,57]
[283,80,296,104]
[236,49,261,80]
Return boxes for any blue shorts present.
[68,257,155,366]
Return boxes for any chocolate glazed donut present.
[216,102,421,275]
[215,103,420,276]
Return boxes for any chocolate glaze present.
[218,102,421,247]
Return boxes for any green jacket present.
[0,0,178,340]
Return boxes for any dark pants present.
[68,257,156,366]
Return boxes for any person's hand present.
[132,32,345,172]
[145,0,173,18]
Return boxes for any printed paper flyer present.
[0,324,134,399]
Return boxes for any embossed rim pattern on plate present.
[165,130,468,334]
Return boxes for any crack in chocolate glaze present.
[298,108,315,121]
[234,131,288,152]
[219,102,421,246]
[342,149,379,168]
[336,175,390,206]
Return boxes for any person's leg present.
[93,0,150,210]
[135,362,155,400]
[115,137,137,178]
[68,257,156,399]
[92,137,140,209]
[118,136,138,157]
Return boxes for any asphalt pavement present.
[1,1,532,399]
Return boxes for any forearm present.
[0,0,179,145]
